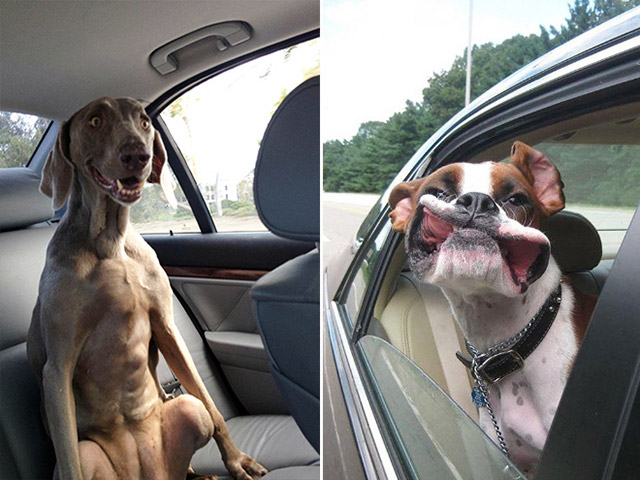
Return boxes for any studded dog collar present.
[456,283,563,384]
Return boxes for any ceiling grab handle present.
[150,21,252,75]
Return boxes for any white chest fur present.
[457,275,579,476]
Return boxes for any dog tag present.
[472,386,487,408]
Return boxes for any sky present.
[322,0,573,142]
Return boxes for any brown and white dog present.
[389,141,595,476]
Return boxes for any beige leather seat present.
[374,247,478,419]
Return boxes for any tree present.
[323,0,640,193]
[547,0,640,46]
[0,112,49,168]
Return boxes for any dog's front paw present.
[225,452,268,480]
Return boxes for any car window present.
[534,141,640,258]
[341,219,392,333]
[342,117,640,478]
[153,38,319,233]
[129,166,196,234]
[336,111,640,479]
[0,111,50,168]
[359,335,523,479]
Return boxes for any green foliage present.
[220,199,257,216]
[323,0,640,194]
[0,112,49,168]
[546,0,640,45]
[539,143,640,207]
[130,183,190,224]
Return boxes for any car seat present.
[251,76,320,452]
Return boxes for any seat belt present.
[410,277,478,420]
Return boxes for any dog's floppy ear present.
[148,129,177,209]
[40,119,74,210]
[147,129,167,185]
[509,141,565,216]
[389,178,424,233]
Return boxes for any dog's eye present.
[141,118,151,130]
[425,187,446,199]
[504,193,530,206]
[89,116,101,128]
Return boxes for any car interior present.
[366,101,639,423]
[0,2,319,479]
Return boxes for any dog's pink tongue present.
[423,208,454,242]
[502,239,541,280]
[498,223,550,284]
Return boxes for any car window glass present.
[534,142,640,258]
[0,111,49,168]
[359,335,524,479]
[343,220,392,331]
[130,166,195,234]
[159,38,319,233]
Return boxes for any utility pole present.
[465,0,473,106]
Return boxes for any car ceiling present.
[0,0,319,121]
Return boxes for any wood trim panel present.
[163,266,268,281]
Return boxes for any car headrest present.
[541,210,602,273]
[253,76,319,243]
[0,167,53,232]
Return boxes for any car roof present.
[0,0,319,121]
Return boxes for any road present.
[322,192,380,265]
[322,195,634,261]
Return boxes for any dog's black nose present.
[119,142,150,169]
[456,192,499,219]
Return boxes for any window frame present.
[24,118,53,168]
[0,112,53,170]
[145,29,319,235]
[327,27,640,480]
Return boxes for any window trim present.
[351,231,402,343]
[153,116,215,233]
[325,286,401,480]
[24,118,54,169]
[431,43,640,173]
[145,29,319,234]
[0,112,53,170]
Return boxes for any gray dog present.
[28,97,267,480]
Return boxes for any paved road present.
[322,193,379,265]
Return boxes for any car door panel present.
[169,277,289,414]
[146,232,314,271]
[171,278,256,333]
[204,330,287,414]
[145,233,311,415]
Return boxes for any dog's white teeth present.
[116,179,123,191]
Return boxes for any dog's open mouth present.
[90,167,144,203]
[417,205,549,290]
